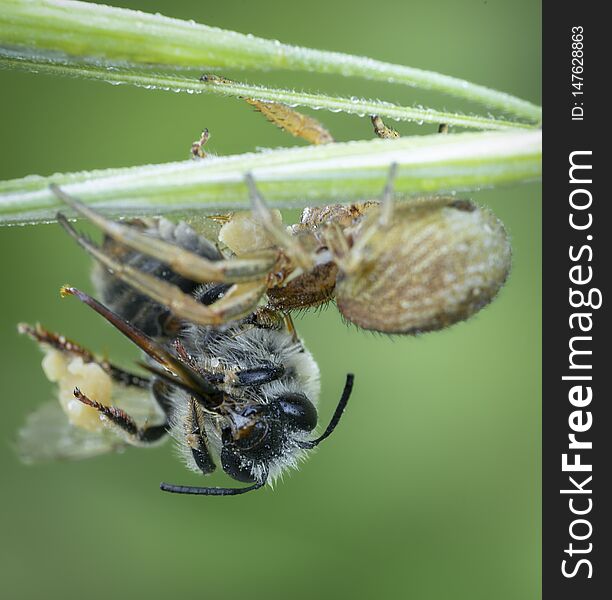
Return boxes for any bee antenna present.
[299,373,354,449]
[159,479,266,496]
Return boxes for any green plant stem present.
[0,130,542,226]
[0,50,535,131]
[0,0,541,122]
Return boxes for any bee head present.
[220,393,318,483]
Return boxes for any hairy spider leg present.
[326,163,398,274]
[245,173,316,272]
[51,185,277,284]
[57,213,268,327]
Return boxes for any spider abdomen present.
[335,200,512,334]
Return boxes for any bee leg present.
[184,397,216,475]
[371,115,400,139]
[18,322,150,390]
[245,173,315,271]
[62,287,225,410]
[234,363,285,387]
[73,388,168,444]
[52,186,277,284]
[58,214,267,326]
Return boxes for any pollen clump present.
[219,209,283,255]
[41,348,112,432]
[335,198,512,334]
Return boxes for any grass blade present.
[0,130,542,226]
[0,0,541,122]
[0,49,535,131]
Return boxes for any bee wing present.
[112,385,166,425]
[17,401,125,464]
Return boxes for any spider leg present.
[73,388,168,445]
[322,221,352,270]
[245,173,315,272]
[18,322,150,390]
[323,164,398,273]
[58,214,267,326]
[377,161,398,229]
[340,163,398,274]
[282,313,299,343]
[51,186,277,284]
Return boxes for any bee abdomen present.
[92,218,222,338]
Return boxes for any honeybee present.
[19,195,354,495]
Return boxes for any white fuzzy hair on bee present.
[168,319,322,485]
[18,191,353,497]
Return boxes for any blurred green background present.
[0,1,541,599]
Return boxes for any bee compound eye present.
[234,420,269,451]
[276,393,318,432]
[220,446,258,484]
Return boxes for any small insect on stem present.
[191,128,210,159]
[371,115,400,139]
[199,73,334,145]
